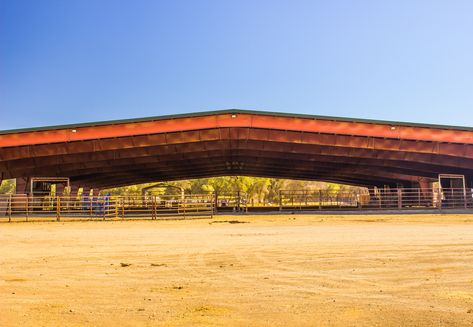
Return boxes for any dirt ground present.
[2,214,473,326]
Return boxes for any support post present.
[25,196,29,222]
[182,197,186,218]
[210,194,214,218]
[16,177,29,194]
[56,183,65,197]
[56,196,61,222]
[279,191,282,211]
[237,191,241,212]
[154,196,158,219]
[438,183,443,211]
[70,185,79,200]
[397,188,402,209]
[319,190,322,210]
[378,189,382,208]
[8,194,12,222]
[115,199,119,219]
[89,196,93,217]
[121,199,125,218]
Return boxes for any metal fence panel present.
[0,194,214,222]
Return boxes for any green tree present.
[99,176,365,202]
[0,179,15,194]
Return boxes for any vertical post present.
[56,196,61,222]
[89,196,93,217]
[210,194,214,218]
[464,186,468,209]
[214,192,218,214]
[152,196,157,220]
[279,191,282,211]
[319,190,322,210]
[121,198,125,218]
[182,197,186,219]
[378,189,382,208]
[237,191,241,212]
[8,194,12,222]
[450,188,454,208]
[25,196,29,222]
[438,184,442,211]
[150,196,154,220]
[16,177,29,194]
[56,183,65,197]
[115,198,119,219]
[102,197,106,221]
[397,188,402,209]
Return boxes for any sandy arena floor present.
[1,214,473,326]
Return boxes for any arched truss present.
[1,110,472,189]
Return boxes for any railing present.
[279,190,365,210]
[1,188,472,221]
[0,194,214,222]
[214,188,473,212]
[279,188,473,211]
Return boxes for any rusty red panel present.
[246,129,268,141]
[249,115,473,144]
[166,130,211,144]
[198,129,221,141]
[266,130,301,143]
[129,134,165,147]
[397,140,433,153]
[2,112,473,149]
[438,143,469,157]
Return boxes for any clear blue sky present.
[1,0,473,130]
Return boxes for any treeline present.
[0,177,364,205]
[104,176,363,204]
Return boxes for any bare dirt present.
[2,214,473,326]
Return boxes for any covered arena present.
[1,109,473,218]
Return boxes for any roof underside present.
[1,110,473,188]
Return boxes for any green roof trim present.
[0,108,472,135]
